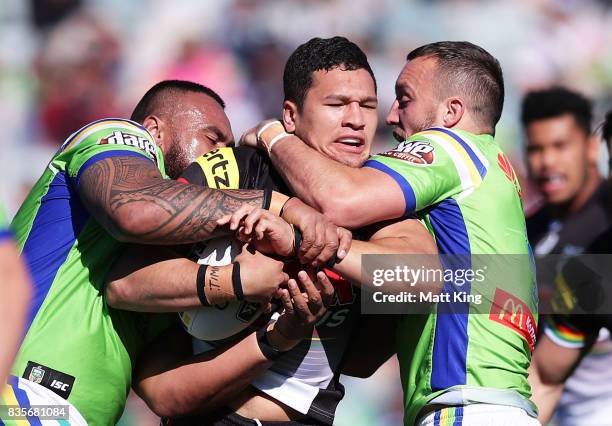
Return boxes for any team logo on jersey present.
[489,288,537,352]
[381,140,435,165]
[28,366,45,384]
[99,131,159,165]
[498,153,521,197]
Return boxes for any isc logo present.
[50,379,70,391]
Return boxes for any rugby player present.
[240,41,539,425]
[106,37,438,425]
[4,80,348,425]
[522,88,612,426]
[529,109,612,425]
[0,203,30,384]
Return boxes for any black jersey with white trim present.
[177,146,360,425]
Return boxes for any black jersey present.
[176,147,360,425]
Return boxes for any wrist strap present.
[279,197,294,218]
[324,253,338,270]
[262,187,272,210]
[196,264,210,306]
[256,327,282,361]
[293,226,303,258]
[232,263,244,301]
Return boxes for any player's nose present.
[386,100,399,126]
[343,102,365,129]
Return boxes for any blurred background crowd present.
[1,0,611,424]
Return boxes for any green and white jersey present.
[8,118,174,424]
[364,127,538,425]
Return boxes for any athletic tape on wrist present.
[256,327,282,361]
[196,264,210,306]
[232,263,244,301]
[256,121,289,155]
[256,121,279,140]
[267,131,289,155]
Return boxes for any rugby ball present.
[180,237,265,341]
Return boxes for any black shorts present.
[162,410,326,426]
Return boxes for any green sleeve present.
[364,129,485,214]
[62,119,165,182]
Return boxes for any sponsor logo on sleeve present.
[99,131,159,164]
[498,153,521,197]
[489,288,537,352]
[381,140,435,165]
[196,148,240,189]
[23,361,76,399]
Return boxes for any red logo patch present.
[324,269,356,305]
[498,153,521,196]
[489,288,537,352]
[383,140,435,165]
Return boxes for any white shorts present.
[417,404,541,426]
[1,376,87,425]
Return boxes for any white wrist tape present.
[256,121,290,155]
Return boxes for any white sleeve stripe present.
[544,325,586,349]
[426,133,475,199]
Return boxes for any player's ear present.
[282,100,298,133]
[442,98,464,128]
[586,134,600,165]
[143,115,166,149]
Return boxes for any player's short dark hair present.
[521,87,592,136]
[131,80,225,123]
[283,36,376,110]
[407,41,505,132]
[602,109,612,144]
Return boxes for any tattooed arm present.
[78,156,266,244]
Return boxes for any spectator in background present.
[522,88,612,426]
[34,11,121,143]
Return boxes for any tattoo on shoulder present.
[78,156,263,243]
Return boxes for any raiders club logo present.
[382,140,435,165]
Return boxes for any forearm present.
[334,238,417,284]
[528,362,564,424]
[335,234,440,294]
[270,138,402,227]
[0,243,31,382]
[136,332,273,417]
[106,246,203,312]
[79,156,284,245]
